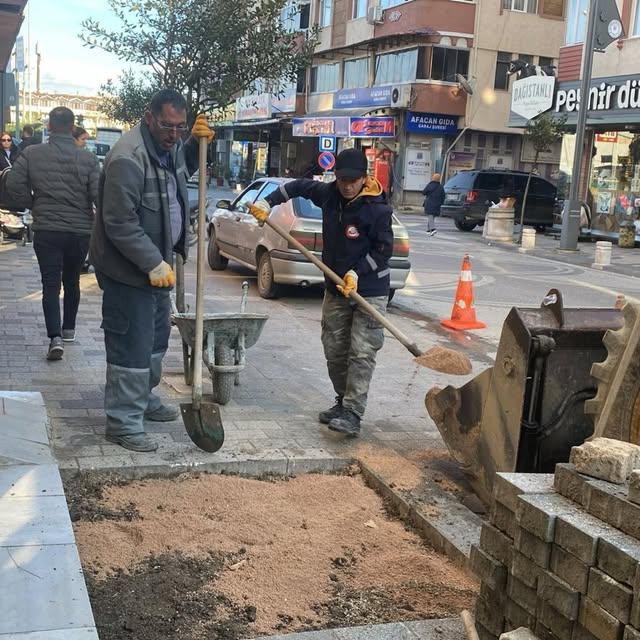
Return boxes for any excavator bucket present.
[426,289,623,504]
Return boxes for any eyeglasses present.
[0,138,11,142]
[153,116,188,133]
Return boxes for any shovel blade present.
[180,401,225,452]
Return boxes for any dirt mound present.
[415,346,472,376]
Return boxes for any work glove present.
[191,114,214,142]
[148,261,176,288]
[248,200,271,225]
[337,270,358,298]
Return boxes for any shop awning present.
[303,107,391,118]
[222,117,282,128]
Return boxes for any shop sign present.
[350,116,395,138]
[272,83,297,114]
[333,86,392,109]
[449,151,476,171]
[236,93,271,121]
[554,77,640,114]
[292,117,350,137]
[404,147,431,191]
[406,112,458,135]
[597,132,619,143]
[510,76,556,121]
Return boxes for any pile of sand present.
[414,346,472,376]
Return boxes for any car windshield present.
[445,172,476,189]
[294,197,323,220]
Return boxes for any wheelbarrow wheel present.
[213,343,235,405]
[182,340,194,386]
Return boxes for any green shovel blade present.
[180,401,225,452]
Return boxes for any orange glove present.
[148,261,176,288]
[248,200,271,224]
[191,114,214,142]
[337,270,358,298]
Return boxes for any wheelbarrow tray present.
[172,312,268,350]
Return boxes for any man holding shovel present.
[249,149,393,437]
[91,89,213,452]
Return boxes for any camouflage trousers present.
[321,290,387,418]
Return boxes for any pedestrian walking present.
[72,126,90,148]
[422,172,445,236]
[90,89,213,453]
[5,107,100,360]
[249,148,393,437]
[17,125,38,155]
[0,131,18,171]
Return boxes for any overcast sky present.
[15,0,134,95]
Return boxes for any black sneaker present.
[328,409,361,437]
[319,398,344,424]
[46,337,64,361]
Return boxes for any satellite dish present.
[456,74,474,96]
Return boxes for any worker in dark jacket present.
[90,89,213,452]
[422,172,445,236]
[249,148,393,437]
[6,107,100,360]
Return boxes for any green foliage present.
[81,0,318,121]
[98,70,160,126]
[524,112,568,165]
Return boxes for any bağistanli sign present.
[510,76,556,121]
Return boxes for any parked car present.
[206,178,411,299]
[441,169,558,232]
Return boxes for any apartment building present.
[554,0,640,237]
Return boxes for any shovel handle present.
[263,217,422,357]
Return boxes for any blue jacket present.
[422,180,445,216]
[265,177,393,297]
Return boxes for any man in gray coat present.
[90,89,213,452]
[6,107,100,360]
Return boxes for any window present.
[344,58,369,88]
[502,0,538,12]
[506,136,513,151]
[492,135,501,152]
[320,0,332,26]
[296,69,306,93]
[310,63,340,92]
[294,197,323,219]
[634,0,640,35]
[300,2,311,28]
[234,183,264,212]
[478,134,486,148]
[353,0,368,18]
[494,51,511,90]
[538,56,554,67]
[464,132,473,148]
[430,47,470,81]
[518,54,533,64]
[565,0,588,43]
[374,49,418,85]
[380,0,409,8]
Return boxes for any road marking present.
[567,278,640,303]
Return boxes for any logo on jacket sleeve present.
[345,224,360,239]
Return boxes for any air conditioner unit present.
[390,84,412,108]
[366,5,384,24]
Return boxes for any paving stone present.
[505,598,536,631]
[555,512,619,566]
[618,500,640,541]
[477,622,500,640]
[588,568,633,625]
[512,551,543,589]
[471,545,508,591]
[481,523,514,567]
[516,493,579,542]
[630,565,640,628]
[476,596,506,637]
[579,597,625,640]
[491,501,517,539]
[596,534,640,587]
[514,526,551,569]
[584,479,628,529]
[507,575,538,616]
[499,628,540,640]
[537,600,574,640]
[570,439,640,484]
[0,464,63,497]
[629,472,640,506]
[624,626,640,640]
[538,570,581,620]
[534,622,559,640]
[551,543,590,593]
[481,583,507,609]
[402,618,464,640]
[494,473,555,513]
[573,625,600,640]
[0,630,99,639]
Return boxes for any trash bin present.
[619,220,635,248]
[483,206,515,243]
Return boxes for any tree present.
[518,112,567,241]
[81,0,318,123]
[98,71,160,127]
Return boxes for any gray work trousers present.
[321,291,387,417]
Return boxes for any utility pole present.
[559,0,598,251]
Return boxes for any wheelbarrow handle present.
[263,217,422,358]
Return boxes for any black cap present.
[335,148,368,179]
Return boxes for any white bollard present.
[521,227,536,250]
[593,241,612,269]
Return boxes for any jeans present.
[321,291,387,417]
[426,214,436,231]
[33,230,90,338]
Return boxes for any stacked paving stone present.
[470,438,640,640]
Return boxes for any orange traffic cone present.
[441,254,486,331]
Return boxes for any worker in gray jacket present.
[6,107,100,360]
[90,89,213,452]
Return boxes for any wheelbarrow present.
[172,281,268,405]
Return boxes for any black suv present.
[441,169,557,232]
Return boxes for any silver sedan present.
[206,177,411,300]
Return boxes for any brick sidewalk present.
[0,239,457,472]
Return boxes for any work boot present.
[62,329,76,343]
[144,404,180,422]
[106,433,159,452]
[46,337,64,361]
[319,397,344,424]
[328,409,361,437]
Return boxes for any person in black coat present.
[0,131,18,172]
[422,172,445,236]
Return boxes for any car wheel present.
[454,220,477,232]
[257,251,281,299]
[207,228,228,270]
[388,289,396,303]
[535,224,548,233]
